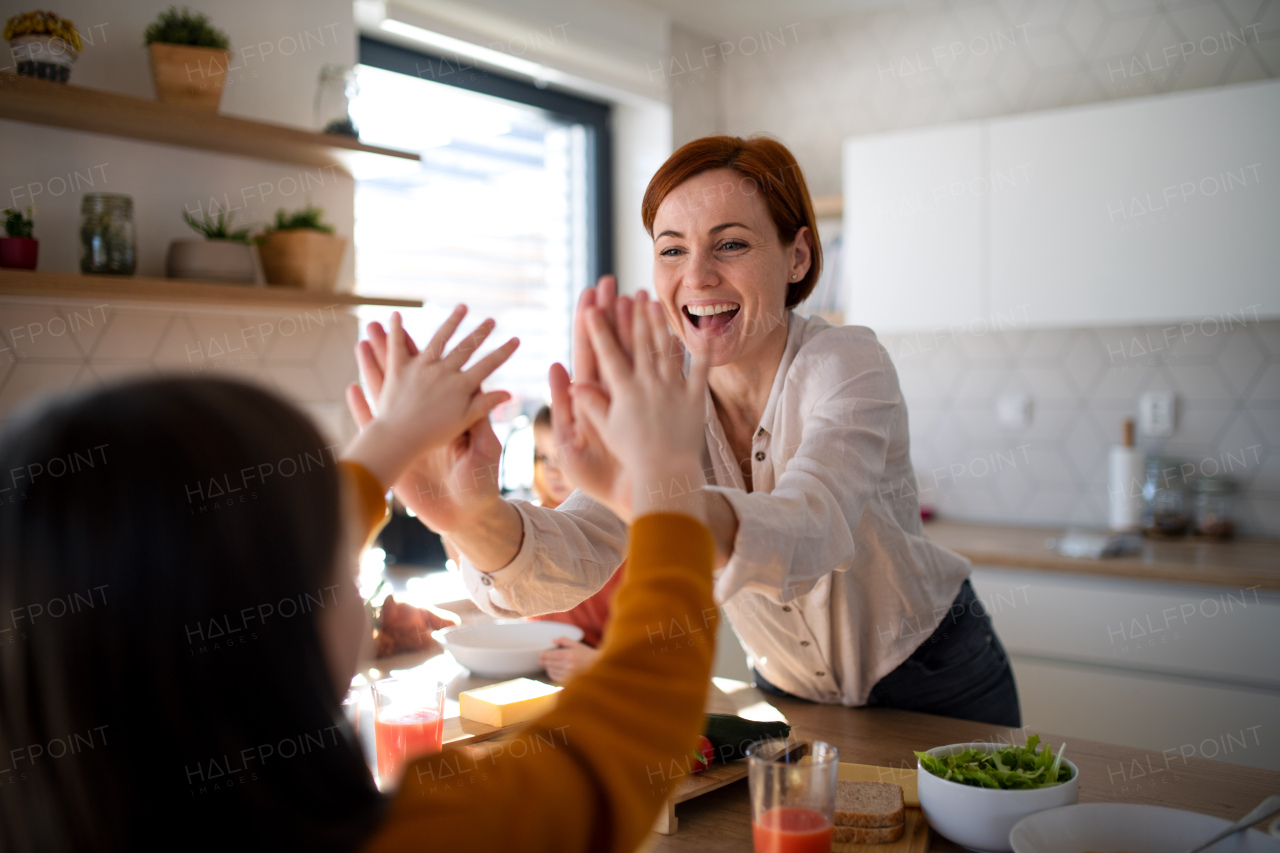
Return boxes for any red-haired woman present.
[354,136,1020,726]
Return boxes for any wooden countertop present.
[646,680,1280,852]
[923,520,1280,591]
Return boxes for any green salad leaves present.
[915,735,1072,790]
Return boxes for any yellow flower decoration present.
[4,11,82,52]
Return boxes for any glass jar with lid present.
[80,193,136,275]
[1141,456,1189,537]
[315,65,358,137]
[1191,477,1236,539]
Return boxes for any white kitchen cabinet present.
[988,79,1280,328]
[970,566,1280,772]
[840,79,1280,332]
[841,122,985,332]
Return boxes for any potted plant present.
[144,6,231,111]
[4,11,81,82]
[1,207,38,270]
[256,204,347,291]
[166,208,256,283]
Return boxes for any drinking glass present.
[371,677,446,790]
[748,738,839,853]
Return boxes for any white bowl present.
[435,621,584,678]
[917,742,1079,853]
[1012,803,1280,852]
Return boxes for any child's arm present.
[362,292,717,853]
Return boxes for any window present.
[354,37,612,407]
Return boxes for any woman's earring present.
[791,274,797,280]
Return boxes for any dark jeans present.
[754,580,1022,728]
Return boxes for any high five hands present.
[346,276,710,532]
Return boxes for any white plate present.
[435,621,583,678]
[1011,803,1280,853]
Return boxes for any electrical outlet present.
[1139,391,1176,437]
[996,393,1032,428]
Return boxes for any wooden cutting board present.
[652,759,750,835]
[833,807,929,852]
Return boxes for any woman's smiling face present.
[652,168,811,367]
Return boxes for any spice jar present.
[1191,477,1236,539]
[80,193,135,275]
[1141,456,1189,537]
[315,65,358,136]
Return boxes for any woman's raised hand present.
[344,307,517,503]
[571,291,710,522]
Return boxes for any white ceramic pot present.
[917,742,1079,853]
[166,239,256,284]
[11,34,78,82]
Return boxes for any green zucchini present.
[702,713,792,763]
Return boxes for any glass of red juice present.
[371,677,446,790]
[747,738,839,853]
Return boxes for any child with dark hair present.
[527,403,625,682]
[1,301,714,853]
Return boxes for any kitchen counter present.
[924,519,1280,591]
[646,679,1280,852]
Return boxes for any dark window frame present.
[358,35,614,284]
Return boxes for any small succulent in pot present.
[1,206,39,270]
[4,11,82,82]
[144,6,232,111]
[143,6,230,49]
[166,207,256,284]
[182,208,252,243]
[257,203,346,291]
[263,203,336,234]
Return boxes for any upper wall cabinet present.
[841,79,1279,331]
[842,122,985,333]
[989,79,1280,328]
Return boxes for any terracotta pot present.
[0,237,39,270]
[257,230,347,291]
[166,238,255,283]
[148,43,230,111]
[10,34,77,83]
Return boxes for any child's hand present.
[344,306,518,489]
[571,291,710,522]
[539,637,601,683]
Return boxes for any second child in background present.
[528,404,626,682]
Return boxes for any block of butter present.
[459,678,562,728]
[837,763,919,807]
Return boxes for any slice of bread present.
[834,780,905,828]
[833,822,906,844]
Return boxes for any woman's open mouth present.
[683,302,741,333]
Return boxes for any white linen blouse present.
[462,312,971,705]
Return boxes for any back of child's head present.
[0,377,383,851]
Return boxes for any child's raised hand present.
[345,306,518,489]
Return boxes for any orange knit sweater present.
[341,462,717,853]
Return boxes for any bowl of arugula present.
[915,735,1078,853]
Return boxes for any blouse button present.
[755,451,765,461]
[800,641,810,647]
[781,606,792,612]
[815,671,825,677]
[481,576,493,587]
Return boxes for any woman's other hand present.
[573,291,710,521]
[343,307,518,493]
[539,637,601,684]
